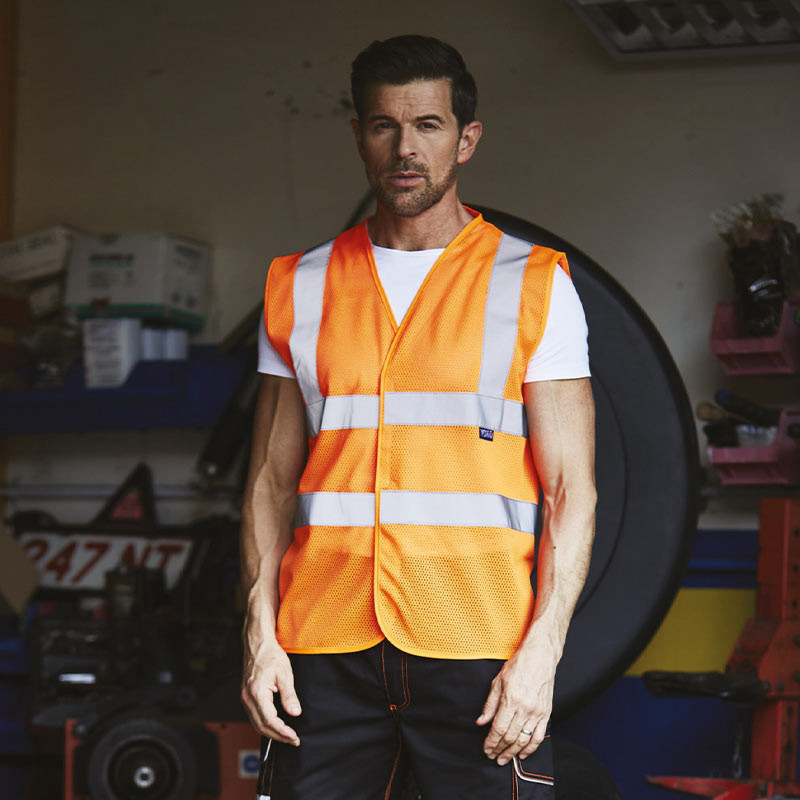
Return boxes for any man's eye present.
[419,122,438,130]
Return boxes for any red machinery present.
[64,718,261,800]
[647,498,800,799]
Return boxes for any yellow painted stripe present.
[626,588,756,676]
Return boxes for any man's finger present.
[487,708,531,760]
[276,670,302,717]
[496,725,535,764]
[494,715,534,764]
[482,703,518,755]
[253,701,299,745]
[242,684,300,745]
[516,717,549,760]
[262,708,300,745]
[475,678,502,725]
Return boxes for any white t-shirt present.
[258,243,590,382]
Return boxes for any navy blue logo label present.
[479,427,494,441]
[242,752,261,775]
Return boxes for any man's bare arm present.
[240,374,307,745]
[478,377,596,764]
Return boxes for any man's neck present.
[367,192,474,251]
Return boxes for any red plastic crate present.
[710,298,800,375]
[709,408,800,485]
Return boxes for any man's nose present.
[393,127,417,159]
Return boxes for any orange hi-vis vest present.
[264,210,569,660]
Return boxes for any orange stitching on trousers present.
[380,640,394,708]
[516,759,553,781]
[519,771,554,781]
[395,652,410,711]
[383,737,403,800]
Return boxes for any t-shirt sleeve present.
[524,265,591,383]
[257,308,295,377]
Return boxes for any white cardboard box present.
[82,318,141,388]
[65,233,210,331]
[0,225,79,283]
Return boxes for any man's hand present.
[476,638,557,766]
[241,636,302,746]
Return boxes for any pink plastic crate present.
[710,298,800,375]
[709,408,800,485]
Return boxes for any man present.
[241,35,596,800]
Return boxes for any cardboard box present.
[65,233,210,331]
[0,526,40,617]
[82,318,141,388]
[0,225,78,283]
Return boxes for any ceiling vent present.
[566,1,800,59]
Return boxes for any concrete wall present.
[6,0,800,525]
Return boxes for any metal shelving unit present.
[0,345,247,435]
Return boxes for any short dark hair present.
[351,35,477,130]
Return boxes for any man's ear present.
[351,118,365,159]
[457,120,483,165]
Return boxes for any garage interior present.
[0,1,799,798]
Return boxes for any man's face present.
[352,79,478,217]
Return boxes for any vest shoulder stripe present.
[289,240,335,408]
[478,234,532,399]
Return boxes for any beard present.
[370,155,459,218]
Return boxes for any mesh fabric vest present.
[264,210,569,659]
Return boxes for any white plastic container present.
[140,327,165,360]
[82,318,141,388]
[164,328,188,360]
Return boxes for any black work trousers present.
[257,640,554,800]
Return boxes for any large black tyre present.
[554,738,623,800]
[86,718,198,800]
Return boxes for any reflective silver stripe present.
[380,491,537,534]
[307,394,380,437]
[256,739,272,799]
[305,392,527,438]
[384,392,527,437]
[513,757,554,785]
[289,240,334,409]
[295,491,536,533]
[478,234,532,399]
[296,492,375,527]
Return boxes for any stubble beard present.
[371,155,460,218]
